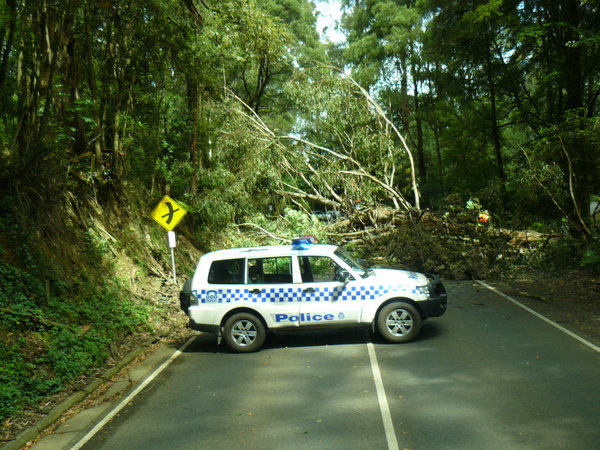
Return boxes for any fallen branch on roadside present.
[513,291,554,303]
[235,223,291,243]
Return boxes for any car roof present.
[201,244,340,261]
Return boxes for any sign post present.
[168,230,177,282]
[151,196,187,283]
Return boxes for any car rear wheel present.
[223,313,266,352]
[377,302,421,343]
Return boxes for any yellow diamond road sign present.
[151,195,187,231]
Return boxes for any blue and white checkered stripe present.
[197,284,416,304]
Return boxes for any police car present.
[180,237,447,352]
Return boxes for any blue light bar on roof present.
[291,235,318,250]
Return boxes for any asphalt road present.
[76,281,600,450]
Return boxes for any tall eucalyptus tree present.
[340,0,429,207]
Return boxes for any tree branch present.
[327,66,421,209]
[235,223,291,242]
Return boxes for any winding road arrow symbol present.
[161,202,180,224]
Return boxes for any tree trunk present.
[0,0,18,91]
[83,5,104,178]
[485,43,505,186]
[562,0,583,113]
[187,77,200,192]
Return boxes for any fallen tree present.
[227,67,421,215]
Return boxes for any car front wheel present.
[377,302,422,343]
[223,313,266,352]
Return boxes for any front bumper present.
[419,275,448,318]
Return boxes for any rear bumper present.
[189,319,220,334]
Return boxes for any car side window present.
[208,259,244,284]
[300,256,340,283]
[248,257,292,284]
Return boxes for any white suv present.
[180,237,447,352]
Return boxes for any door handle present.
[250,289,261,294]
[303,287,315,293]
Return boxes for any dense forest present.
[1,0,599,434]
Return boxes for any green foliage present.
[0,220,47,330]
[205,208,327,251]
[506,160,568,225]
[280,208,324,240]
[580,242,600,271]
[284,68,415,208]
[0,200,152,422]
[526,238,583,272]
[0,337,55,420]
[0,274,151,421]
[85,227,111,258]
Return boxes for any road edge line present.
[69,335,198,449]
[2,339,159,450]
[476,280,600,354]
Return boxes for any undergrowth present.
[0,199,153,422]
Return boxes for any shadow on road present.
[183,321,444,354]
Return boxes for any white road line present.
[477,280,600,354]
[366,339,400,450]
[70,336,197,450]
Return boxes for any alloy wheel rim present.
[231,320,257,346]
[386,309,413,336]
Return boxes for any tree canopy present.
[0,0,598,234]
[340,0,600,233]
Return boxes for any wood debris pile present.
[324,205,562,252]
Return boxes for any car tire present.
[377,302,421,343]
[223,313,266,352]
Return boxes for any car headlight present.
[416,285,430,297]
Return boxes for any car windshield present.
[334,247,372,278]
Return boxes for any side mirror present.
[337,269,353,283]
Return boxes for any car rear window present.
[208,258,244,284]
